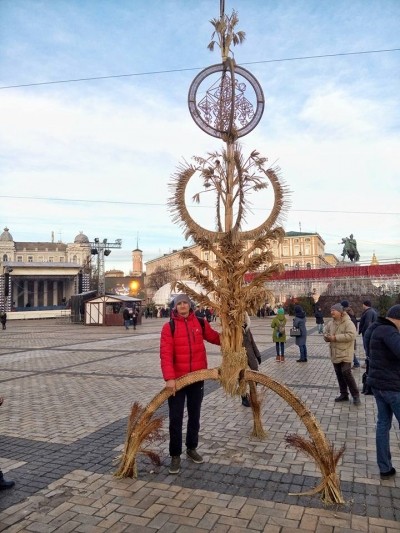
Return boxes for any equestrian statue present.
[340,234,360,262]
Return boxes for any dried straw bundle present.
[245,370,345,504]
[285,434,345,504]
[248,381,266,438]
[115,402,164,478]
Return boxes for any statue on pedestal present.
[340,234,360,262]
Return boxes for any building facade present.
[145,231,335,302]
[0,228,91,312]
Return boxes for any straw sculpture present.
[245,370,345,504]
[116,4,345,504]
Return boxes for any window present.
[2,254,7,261]
[283,246,289,256]
[306,262,312,269]
[59,257,64,262]
[38,256,43,262]
[49,257,53,262]
[17,256,22,262]
[28,256,33,262]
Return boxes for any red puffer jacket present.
[160,310,220,380]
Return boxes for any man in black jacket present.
[359,300,377,351]
[366,304,400,480]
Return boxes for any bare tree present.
[146,266,173,292]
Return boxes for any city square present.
[1,316,399,532]
[1,1,399,531]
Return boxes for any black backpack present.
[169,317,205,337]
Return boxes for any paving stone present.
[0,319,399,533]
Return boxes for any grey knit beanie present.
[174,294,191,308]
[331,303,344,313]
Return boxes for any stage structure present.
[117,2,345,503]
[90,238,122,296]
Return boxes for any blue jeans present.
[275,342,285,356]
[371,388,400,473]
[298,345,307,361]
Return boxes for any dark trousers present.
[298,344,307,361]
[333,362,359,397]
[168,381,204,457]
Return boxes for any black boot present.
[241,395,251,407]
[0,471,15,490]
[334,394,349,402]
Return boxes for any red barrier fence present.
[244,263,400,283]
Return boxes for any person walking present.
[341,300,360,368]
[366,304,400,479]
[122,307,130,330]
[271,308,287,362]
[131,307,138,330]
[314,306,324,334]
[241,312,261,407]
[324,303,361,405]
[160,294,220,474]
[359,300,377,351]
[0,397,15,490]
[293,305,308,362]
[0,311,6,330]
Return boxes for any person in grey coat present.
[293,305,308,362]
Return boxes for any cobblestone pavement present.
[0,317,399,532]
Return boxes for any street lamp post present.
[90,238,122,296]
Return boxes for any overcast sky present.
[1,0,399,274]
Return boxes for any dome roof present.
[152,280,206,306]
[0,227,13,242]
[74,231,89,244]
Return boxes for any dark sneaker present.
[0,473,15,490]
[168,456,181,474]
[186,448,204,464]
[353,396,361,406]
[334,394,349,402]
[241,395,251,407]
[380,467,396,480]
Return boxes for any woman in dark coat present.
[314,307,324,334]
[241,313,261,406]
[293,305,308,362]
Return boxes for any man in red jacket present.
[160,294,220,474]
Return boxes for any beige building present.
[145,231,334,300]
[0,228,91,312]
